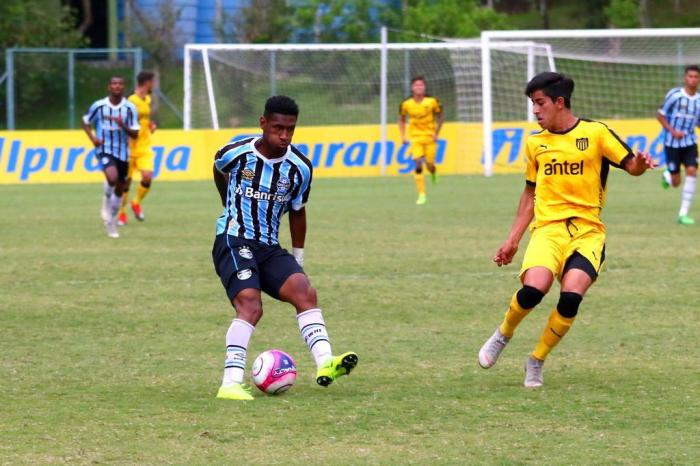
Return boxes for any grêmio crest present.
[576,138,589,151]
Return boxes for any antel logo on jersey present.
[238,246,253,260]
[543,159,584,176]
[234,185,291,203]
[241,169,255,181]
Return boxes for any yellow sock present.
[532,309,575,360]
[134,183,150,204]
[414,173,425,195]
[499,291,532,338]
[119,191,129,215]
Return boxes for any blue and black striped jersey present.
[83,97,139,161]
[659,87,700,148]
[214,137,313,245]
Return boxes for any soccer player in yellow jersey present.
[399,76,444,205]
[477,72,656,388]
[118,71,157,226]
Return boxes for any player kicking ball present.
[212,96,358,401]
[478,72,655,388]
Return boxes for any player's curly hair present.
[264,95,299,118]
[525,72,575,108]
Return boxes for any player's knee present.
[303,286,318,308]
[516,285,545,310]
[233,290,263,322]
[414,165,423,174]
[141,173,153,186]
[556,291,583,318]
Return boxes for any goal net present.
[482,28,700,174]
[184,41,553,174]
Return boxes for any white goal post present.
[183,38,554,174]
[481,28,700,176]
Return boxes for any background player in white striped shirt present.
[82,76,139,237]
[658,65,700,225]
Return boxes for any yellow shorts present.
[410,141,437,164]
[128,146,155,178]
[520,218,606,281]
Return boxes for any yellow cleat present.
[316,352,359,387]
[416,193,427,205]
[216,383,254,401]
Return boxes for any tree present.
[402,0,509,39]
[605,0,641,28]
[229,0,293,43]
[0,0,85,48]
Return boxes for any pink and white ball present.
[251,349,297,395]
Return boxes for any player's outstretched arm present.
[493,185,535,267]
[624,150,657,176]
[289,207,306,266]
[81,120,101,147]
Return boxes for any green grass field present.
[1,174,699,464]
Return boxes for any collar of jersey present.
[104,97,128,109]
[681,88,699,100]
[548,118,580,135]
[250,137,289,164]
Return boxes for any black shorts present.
[98,153,129,181]
[664,145,698,174]
[212,234,304,301]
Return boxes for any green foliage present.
[403,0,509,39]
[0,0,85,48]
[605,0,641,28]
[232,0,294,43]
[1,175,699,463]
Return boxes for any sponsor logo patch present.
[101,157,110,165]
[277,176,291,193]
[238,246,253,260]
[237,268,253,280]
[241,169,255,180]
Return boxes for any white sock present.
[663,169,672,185]
[297,308,332,368]
[109,193,122,218]
[222,318,255,386]
[679,175,696,217]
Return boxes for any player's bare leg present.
[479,267,552,368]
[678,165,696,225]
[426,161,438,185]
[132,170,152,221]
[526,268,593,388]
[217,288,262,401]
[414,158,427,205]
[118,176,132,226]
[279,273,358,386]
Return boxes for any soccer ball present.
[251,349,297,395]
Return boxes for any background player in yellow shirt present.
[118,71,157,226]
[477,72,656,388]
[399,76,444,205]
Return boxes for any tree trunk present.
[539,0,549,29]
[639,0,651,27]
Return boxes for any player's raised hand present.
[635,150,657,169]
[493,239,518,267]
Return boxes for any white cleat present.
[478,328,510,369]
[524,356,544,388]
[104,217,119,238]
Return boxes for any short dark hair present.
[137,71,155,85]
[110,75,125,83]
[264,95,299,118]
[685,65,700,74]
[411,76,426,85]
[524,72,575,108]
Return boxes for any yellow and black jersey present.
[525,118,633,229]
[399,96,442,143]
[128,93,152,150]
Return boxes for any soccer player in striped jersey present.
[212,96,358,401]
[658,65,700,225]
[82,76,139,238]
[399,76,444,205]
[477,72,655,388]
[118,71,157,226]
